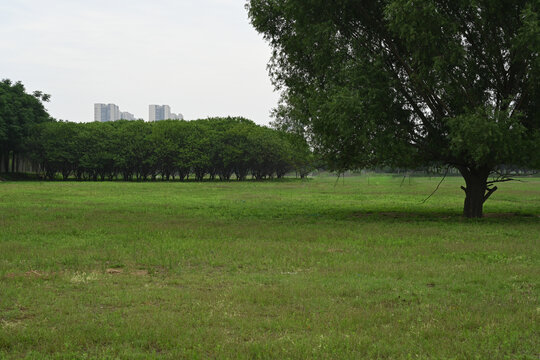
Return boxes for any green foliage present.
[31,121,78,179]
[248,0,540,216]
[448,107,528,167]
[29,117,313,181]
[0,79,314,181]
[0,79,52,172]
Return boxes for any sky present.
[0,0,280,125]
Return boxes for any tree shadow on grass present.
[0,172,42,181]
[325,209,540,225]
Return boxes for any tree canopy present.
[0,79,52,172]
[248,0,540,217]
[28,117,312,181]
[0,79,314,182]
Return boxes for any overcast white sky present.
[0,0,280,124]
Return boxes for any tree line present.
[1,79,314,181]
[30,118,314,181]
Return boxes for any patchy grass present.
[0,175,539,359]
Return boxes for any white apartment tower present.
[149,105,172,122]
[149,105,184,121]
[94,103,121,122]
[120,112,135,120]
[172,113,184,120]
[95,104,136,122]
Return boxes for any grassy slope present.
[0,176,539,359]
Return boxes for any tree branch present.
[421,166,449,203]
[486,178,517,185]
[483,186,498,203]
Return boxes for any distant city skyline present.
[95,103,185,122]
[94,103,136,122]
[149,104,183,122]
[0,0,279,125]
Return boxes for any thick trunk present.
[458,167,495,218]
[463,176,485,218]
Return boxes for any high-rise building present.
[120,112,135,120]
[170,112,184,120]
[149,104,172,122]
[95,103,136,122]
[94,103,121,122]
[149,106,184,121]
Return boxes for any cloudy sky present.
[0,0,280,124]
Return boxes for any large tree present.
[0,79,52,173]
[247,0,540,217]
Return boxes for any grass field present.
[0,175,539,359]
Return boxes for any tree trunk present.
[15,154,21,173]
[5,151,10,173]
[458,166,494,218]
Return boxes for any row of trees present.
[0,79,314,181]
[29,117,314,181]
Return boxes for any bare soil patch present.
[106,268,123,274]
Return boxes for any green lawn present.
[0,175,539,359]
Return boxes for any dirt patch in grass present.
[132,269,149,276]
[25,270,44,277]
[106,268,124,274]
[4,270,55,279]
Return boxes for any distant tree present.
[112,120,154,181]
[31,121,78,180]
[77,123,103,180]
[151,120,181,181]
[248,0,540,217]
[85,122,117,180]
[226,123,253,181]
[189,123,211,181]
[276,131,314,178]
[249,126,291,179]
[0,79,52,173]
[203,117,258,180]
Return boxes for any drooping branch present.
[421,166,449,203]
[486,178,516,185]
